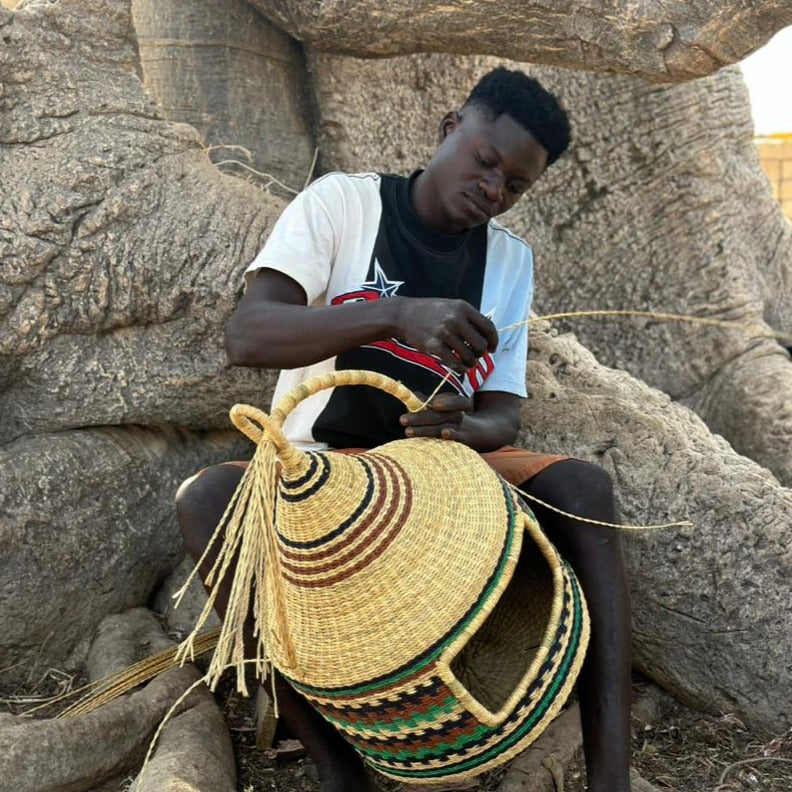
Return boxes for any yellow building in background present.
[757,136,792,221]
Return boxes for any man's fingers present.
[462,304,499,352]
[426,392,472,412]
[401,409,466,427]
[404,423,461,439]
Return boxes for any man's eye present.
[475,152,487,166]
[508,183,525,195]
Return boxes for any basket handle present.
[229,369,424,449]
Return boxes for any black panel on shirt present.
[313,172,488,449]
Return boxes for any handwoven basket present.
[209,370,590,783]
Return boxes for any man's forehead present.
[460,108,547,173]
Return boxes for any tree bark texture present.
[0,0,277,678]
[2,0,791,733]
[248,0,792,83]
[131,0,316,190]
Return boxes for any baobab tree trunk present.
[2,0,791,750]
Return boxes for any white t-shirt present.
[246,172,534,450]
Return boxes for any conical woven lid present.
[252,373,524,690]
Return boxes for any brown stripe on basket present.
[282,457,414,587]
[305,661,438,707]
[318,676,454,724]
[353,711,480,753]
[278,454,405,564]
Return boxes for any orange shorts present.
[219,445,566,487]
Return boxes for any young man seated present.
[177,67,634,792]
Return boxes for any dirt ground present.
[3,669,790,792]
[221,675,792,792]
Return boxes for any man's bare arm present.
[225,268,498,374]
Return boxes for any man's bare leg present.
[521,459,632,792]
[176,463,379,792]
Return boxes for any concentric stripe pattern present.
[281,472,590,782]
[276,452,414,588]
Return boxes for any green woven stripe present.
[359,724,491,762]
[287,481,519,700]
[367,566,585,778]
[322,696,459,734]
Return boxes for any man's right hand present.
[389,297,498,374]
[226,269,497,373]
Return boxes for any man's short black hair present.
[463,67,571,166]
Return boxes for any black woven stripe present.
[279,455,329,502]
[367,564,584,774]
[280,452,320,490]
[277,459,375,549]
[364,572,575,763]
[351,710,475,751]
[317,677,447,721]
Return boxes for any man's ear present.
[438,110,462,143]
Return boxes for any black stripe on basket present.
[279,454,330,501]
[279,452,320,491]
[285,477,518,697]
[366,564,585,776]
[277,460,375,549]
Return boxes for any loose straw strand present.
[498,309,792,345]
[510,483,692,532]
[414,369,455,411]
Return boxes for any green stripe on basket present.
[288,482,519,700]
[360,724,492,762]
[323,697,459,734]
[367,566,585,778]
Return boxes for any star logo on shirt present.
[362,260,403,299]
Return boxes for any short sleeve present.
[245,175,341,305]
[478,225,534,398]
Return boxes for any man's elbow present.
[225,318,257,367]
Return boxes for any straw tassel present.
[174,406,299,695]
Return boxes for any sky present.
[740,26,792,136]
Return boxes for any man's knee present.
[531,459,615,513]
[175,463,245,549]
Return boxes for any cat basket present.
[183,369,590,784]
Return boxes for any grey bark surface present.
[0,425,249,683]
[153,555,222,637]
[520,328,792,730]
[0,0,281,444]
[0,665,204,792]
[248,0,792,82]
[131,0,315,190]
[308,52,792,486]
[0,0,279,679]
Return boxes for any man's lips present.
[462,192,492,221]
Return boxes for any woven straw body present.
[208,371,590,783]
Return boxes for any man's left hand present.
[399,393,474,443]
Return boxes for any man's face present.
[422,108,549,234]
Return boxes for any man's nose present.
[479,171,504,203]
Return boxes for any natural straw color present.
[500,308,792,345]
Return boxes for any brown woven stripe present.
[279,456,396,564]
[321,678,451,724]
[354,710,479,753]
[283,456,413,587]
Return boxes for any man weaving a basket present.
[178,67,634,792]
